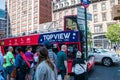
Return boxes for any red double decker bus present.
[0,15,95,73]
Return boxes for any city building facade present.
[52,0,119,48]
[6,0,52,37]
[0,9,6,38]
[52,0,81,30]
[89,0,119,48]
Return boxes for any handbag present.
[73,63,87,75]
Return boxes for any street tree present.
[106,24,120,44]
[88,27,92,49]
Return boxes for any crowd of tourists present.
[0,40,87,80]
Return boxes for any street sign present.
[77,7,92,20]
[80,0,90,8]
[77,6,85,19]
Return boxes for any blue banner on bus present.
[38,31,79,43]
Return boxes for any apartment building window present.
[34,7,38,12]
[22,1,27,6]
[93,4,97,12]
[110,0,115,8]
[54,13,56,20]
[34,18,37,22]
[54,22,56,27]
[65,2,69,6]
[71,9,74,15]
[94,14,98,22]
[23,11,27,14]
[60,4,63,8]
[59,12,62,18]
[111,11,113,20]
[65,10,68,16]
[102,13,107,21]
[119,0,120,4]
[94,25,103,33]
[71,0,75,4]
[34,13,37,17]
[101,3,106,11]
[56,5,58,9]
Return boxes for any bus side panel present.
[0,46,5,55]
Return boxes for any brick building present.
[6,0,52,37]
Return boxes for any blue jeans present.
[0,71,4,80]
[6,66,13,75]
[3,68,7,80]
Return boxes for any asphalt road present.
[88,63,120,80]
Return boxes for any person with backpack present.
[72,51,87,80]
[15,47,30,80]
[42,40,57,67]
[34,47,57,80]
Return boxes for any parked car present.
[89,48,120,66]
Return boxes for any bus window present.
[65,16,78,31]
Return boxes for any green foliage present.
[87,27,92,48]
[106,24,120,43]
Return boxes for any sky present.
[0,0,5,10]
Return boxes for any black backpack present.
[20,60,30,73]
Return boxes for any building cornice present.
[53,4,80,12]
[90,0,107,3]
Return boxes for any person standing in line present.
[72,51,86,80]
[6,46,15,80]
[32,46,40,80]
[34,47,57,80]
[0,50,4,80]
[3,50,7,80]
[42,40,57,67]
[57,45,68,80]
[25,46,34,80]
[15,47,30,80]
[25,46,34,65]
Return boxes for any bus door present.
[57,43,80,74]
[66,43,79,74]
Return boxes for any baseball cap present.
[42,40,52,49]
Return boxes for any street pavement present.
[88,63,120,80]
[57,63,120,80]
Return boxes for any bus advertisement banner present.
[38,31,79,44]
[4,34,40,46]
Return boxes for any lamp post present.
[80,0,90,60]
[80,0,90,80]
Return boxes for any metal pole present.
[85,8,88,60]
[84,7,88,80]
